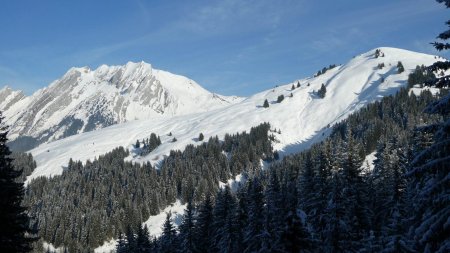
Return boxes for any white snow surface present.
[25,47,441,184]
[360,152,377,174]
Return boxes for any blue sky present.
[0,0,448,96]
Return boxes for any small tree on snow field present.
[198,133,204,141]
[263,99,270,108]
[317,84,327,98]
[397,61,405,73]
[277,95,284,103]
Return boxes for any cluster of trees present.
[115,85,448,253]
[277,95,285,103]
[375,49,385,58]
[317,84,327,98]
[10,152,36,183]
[24,123,275,251]
[315,64,337,77]
[135,133,162,156]
[407,65,438,89]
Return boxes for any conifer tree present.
[193,195,213,253]
[179,199,195,253]
[136,225,152,253]
[212,186,238,253]
[407,93,450,252]
[263,99,269,108]
[317,84,327,98]
[0,111,35,252]
[244,178,265,253]
[160,212,177,253]
[397,61,405,73]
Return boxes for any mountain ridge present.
[0,61,242,151]
[24,47,443,183]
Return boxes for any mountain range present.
[0,61,241,151]
[1,47,438,184]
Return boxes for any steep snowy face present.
[1,62,241,151]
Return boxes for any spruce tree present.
[277,95,285,103]
[397,61,405,73]
[407,93,450,252]
[193,195,213,253]
[198,133,204,142]
[263,99,269,108]
[428,0,450,87]
[179,199,195,253]
[160,212,177,253]
[317,84,327,98]
[0,111,35,252]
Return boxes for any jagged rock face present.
[1,62,240,151]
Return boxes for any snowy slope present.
[25,47,441,184]
[1,62,241,150]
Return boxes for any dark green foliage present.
[407,65,436,88]
[297,82,301,88]
[406,93,450,252]
[11,152,36,183]
[263,99,269,108]
[137,133,162,156]
[160,212,177,253]
[428,1,450,87]
[317,83,327,98]
[25,124,273,251]
[179,199,195,253]
[277,95,284,103]
[198,133,204,141]
[291,84,295,90]
[397,61,405,73]
[193,195,213,252]
[375,49,381,58]
[315,64,337,76]
[0,112,36,252]
[377,62,385,69]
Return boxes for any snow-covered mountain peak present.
[1,61,242,151]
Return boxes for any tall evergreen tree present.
[179,199,195,253]
[0,111,35,252]
[193,195,213,253]
[243,178,265,253]
[407,93,450,253]
[136,225,152,253]
[160,212,177,253]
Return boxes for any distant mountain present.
[25,47,442,182]
[0,62,241,151]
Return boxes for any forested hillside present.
[24,124,275,252]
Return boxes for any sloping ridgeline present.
[24,123,274,252]
[139,87,446,253]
